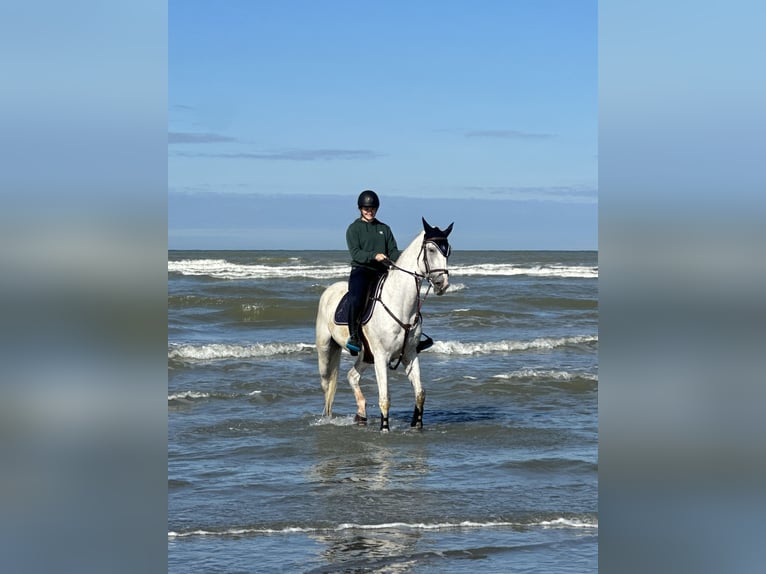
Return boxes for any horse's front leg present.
[347,360,369,425]
[373,359,391,432]
[404,355,425,429]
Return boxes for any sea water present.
[168,249,598,573]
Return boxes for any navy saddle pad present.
[333,292,376,326]
[333,275,386,326]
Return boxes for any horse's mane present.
[395,230,426,265]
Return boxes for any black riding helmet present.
[357,190,380,209]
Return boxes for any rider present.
[345,190,401,355]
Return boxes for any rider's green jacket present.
[346,218,401,272]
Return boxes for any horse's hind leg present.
[318,339,341,417]
[403,355,426,429]
[347,359,369,425]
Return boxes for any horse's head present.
[421,218,454,295]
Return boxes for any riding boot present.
[346,303,362,355]
[416,333,434,353]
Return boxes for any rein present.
[373,239,449,369]
[386,239,450,281]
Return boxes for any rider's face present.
[360,206,377,222]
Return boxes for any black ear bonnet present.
[422,218,454,258]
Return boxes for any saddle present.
[333,274,433,366]
[333,276,386,364]
[333,274,386,327]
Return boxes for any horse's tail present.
[322,365,338,417]
[317,283,344,417]
[319,332,340,416]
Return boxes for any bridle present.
[373,237,451,369]
[387,237,451,287]
[419,237,451,282]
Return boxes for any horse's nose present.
[435,274,449,295]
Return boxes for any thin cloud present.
[172,149,381,161]
[168,132,239,144]
[465,129,553,139]
[462,185,597,204]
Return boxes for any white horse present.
[315,218,453,431]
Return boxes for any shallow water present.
[169,249,598,572]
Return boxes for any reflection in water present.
[305,428,433,571]
[306,428,431,491]
[309,528,423,573]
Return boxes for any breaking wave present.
[430,335,597,355]
[168,259,596,280]
[168,516,597,538]
[168,342,315,361]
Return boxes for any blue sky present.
[169,0,597,250]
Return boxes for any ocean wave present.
[168,390,265,401]
[443,283,466,293]
[493,369,598,382]
[168,259,596,280]
[451,263,597,279]
[168,342,316,361]
[430,335,597,355]
[168,336,595,362]
[168,259,349,280]
[539,518,598,528]
[310,415,358,427]
[168,516,597,538]
[168,391,210,401]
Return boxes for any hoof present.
[380,417,390,432]
[354,414,367,426]
[410,406,423,429]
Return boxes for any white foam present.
[168,259,596,280]
[168,517,597,538]
[168,259,349,280]
[493,369,598,382]
[442,283,466,293]
[168,342,315,361]
[168,391,210,401]
[310,415,357,427]
[540,517,598,529]
[168,527,315,538]
[451,263,597,279]
[431,335,597,355]
[336,519,597,531]
[168,337,595,362]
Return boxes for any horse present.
[315,218,453,431]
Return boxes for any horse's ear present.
[422,217,434,233]
[444,222,454,237]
